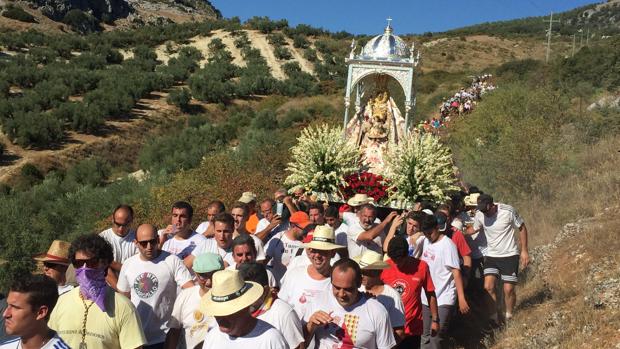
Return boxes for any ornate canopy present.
[343,19,421,133]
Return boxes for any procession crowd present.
[418,74,497,134]
[0,185,529,349]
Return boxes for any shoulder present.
[190,232,208,242]
[99,228,113,237]
[363,296,389,315]
[0,337,20,348]
[123,254,141,264]
[497,203,516,214]
[272,298,295,314]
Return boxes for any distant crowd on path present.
[417,74,497,135]
[1,184,529,349]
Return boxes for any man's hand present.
[385,211,399,222]
[268,215,282,228]
[390,214,404,228]
[308,311,333,332]
[431,321,439,336]
[520,250,530,270]
[459,299,470,314]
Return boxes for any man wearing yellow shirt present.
[49,235,146,349]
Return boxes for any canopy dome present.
[360,23,409,60]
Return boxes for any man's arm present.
[357,211,397,242]
[519,223,529,269]
[383,213,403,253]
[451,268,470,314]
[425,291,440,336]
[304,311,332,346]
[255,216,282,242]
[283,196,298,214]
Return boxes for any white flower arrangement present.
[382,132,459,204]
[284,124,360,195]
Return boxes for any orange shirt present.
[245,213,259,234]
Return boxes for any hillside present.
[0,3,619,348]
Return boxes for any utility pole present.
[544,12,560,63]
[572,33,576,57]
[586,26,590,46]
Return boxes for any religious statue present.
[346,86,406,173]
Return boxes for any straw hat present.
[200,270,263,316]
[303,225,343,250]
[463,193,480,207]
[238,192,257,204]
[353,250,390,270]
[33,240,71,265]
[347,193,375,207]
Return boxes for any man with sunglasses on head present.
[118,224,194,349]
[49,234,146,349]
[99,205,139,290]
[165,253,224,349]
[1,274,69,349]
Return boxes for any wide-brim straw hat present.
[347,193,375,207]
[353,250,390,270]
[463,193,480,207]
[33,240,71,265]
[238,191,257,204]
[303,225,343,250]
[200,270,263,317]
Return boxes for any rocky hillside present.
[0,0,220,32]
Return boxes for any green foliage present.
[2,5,36,23]
[447,83,569,199]
[4,110,64,147]
[167,88,192,111]
[64,158,111,187]
[62,9,101,34]
[274,46,292,60]
[245,16,288,34]
[554,38,620,90]
[292,35,309,49]
[267,33,287,46]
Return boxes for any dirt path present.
[284,37,315,75]
[246,30,286,80]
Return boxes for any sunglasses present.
[113,220,132,228]
[72,257,99,269]
[43,262,66,269]
[137,238,158,248]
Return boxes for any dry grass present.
[491,135,620,348]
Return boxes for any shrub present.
[62,9,100,34]
[267,33,287,46]
[274,46,292,60]
[65,158,110,187]
[4,110,64,147]
[2,5,36,23]
[292,35,309,49]
[167,88,192,111]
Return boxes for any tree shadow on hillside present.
[0,153,20,167]
[516,286,552,311]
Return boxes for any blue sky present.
[210,0,600,35]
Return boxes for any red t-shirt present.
[381,258,435,336]
[449,227,472,258]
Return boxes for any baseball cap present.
[476,194,494,212]
[193,253,224,273]
[238,192,256,204]
[435,212,449,232]
[290,211,311,229]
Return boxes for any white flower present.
[284,124,360,195]
[382,132,458,204]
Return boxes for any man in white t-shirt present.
[239,263,304,349]
[470,194,529,322]
[99,204,138,289]
[195,200,226,238]
[415,213,469,349]
[33,240,74,296]
[165,253,224,349]
[353,251,405,344]
[226,235,278,288]
[265,211,310,283]
[160,201,208,260]
[347,204,398,259]
[0,275,70,349]
[117,224,194,348]
[200,270,288,349]
[279,225,344,317]
[255,199,287,242]
[301,258,396,349]
[324,206,349,256]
